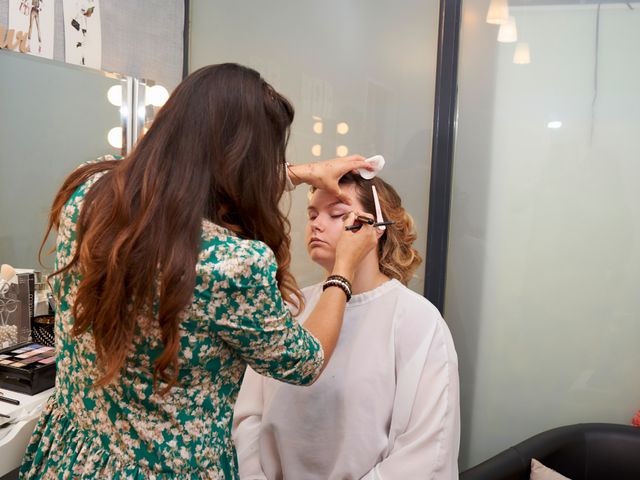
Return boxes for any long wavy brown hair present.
[41,64,302,391]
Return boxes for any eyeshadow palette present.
[0,342,56,395]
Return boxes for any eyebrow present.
[307,201,348,212]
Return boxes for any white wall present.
[447,1,640,468]
[189,0,440,291]
[0,0,185,89]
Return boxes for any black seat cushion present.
[460,423,640,480]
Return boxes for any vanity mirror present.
[0,50,165,271]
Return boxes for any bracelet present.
[326,274,351,287]
[322,275,353,302]
[323,280,352,302]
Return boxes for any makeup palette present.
[0,342,56,395]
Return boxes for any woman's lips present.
[308,238,327,247]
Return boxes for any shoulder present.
[199,224,278,286]
[391,283,444,332]
[61,158,114,223]
[391,283,457,365]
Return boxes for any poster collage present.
[7,0,102,69]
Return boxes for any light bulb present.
[107,85,122,107]
[311,144,322,157]
[498,16,517,43]
[513,42,531,64]
[336,122,349,135]
[148,85,169,107]
[336,145,349,157]
[313,121,323,134]
[108,127,123,149]
[486,0,509,25]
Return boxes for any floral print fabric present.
[20,169,323,479]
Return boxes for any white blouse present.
[232,279,460,480]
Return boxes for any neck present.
[327,253,389,295]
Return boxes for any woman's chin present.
[309,250,335,271]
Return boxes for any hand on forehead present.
[309,184,363,212]
[310,186,378,224]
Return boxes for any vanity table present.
[0,388,54,478]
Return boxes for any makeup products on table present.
[0,264,35,350]
[32,272,55,347]
[0,391,20,405]
[0,264,19,348]
[0,342,56,395]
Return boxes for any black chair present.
[460,423,640,480]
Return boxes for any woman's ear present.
[375,227,385,240]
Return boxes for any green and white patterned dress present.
[20,170,324,479]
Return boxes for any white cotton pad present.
[359,155,385,180]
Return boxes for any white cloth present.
[233,279,460,480]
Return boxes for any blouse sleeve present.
[205,241,324,386]
[360,311,460,480]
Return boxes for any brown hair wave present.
[41,63,302,392]
[338,173,423,285]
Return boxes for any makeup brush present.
[345,219,395,231]
[345,215,394,231]
[0,264,16,296]
[0,264,16,283]
[0,391,20,406]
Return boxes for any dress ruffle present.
[20,397,225,479]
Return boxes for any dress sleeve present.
[206,241,324,386]
[232,366,268,480]
[360,314,460,480]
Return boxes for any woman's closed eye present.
[329,210,351,219]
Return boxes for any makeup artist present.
[20,63,378,479]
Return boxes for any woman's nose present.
[310,217,324,232]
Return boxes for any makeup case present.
[0,342,56,395]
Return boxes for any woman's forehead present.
[308,185,360,209]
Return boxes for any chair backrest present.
[460,423,640,480]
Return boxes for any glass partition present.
[189,0,442,293]
[446,0,640,468]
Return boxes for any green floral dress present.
[20,170,324,479]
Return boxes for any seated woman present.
[233,173,460,479]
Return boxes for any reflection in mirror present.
[0,50,125,270]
